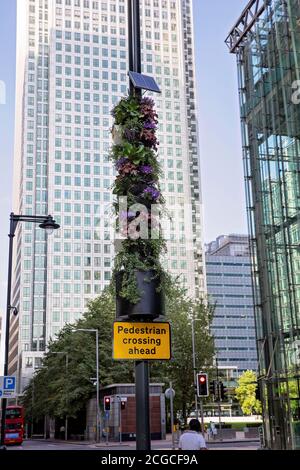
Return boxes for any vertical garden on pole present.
[110,95,167,319]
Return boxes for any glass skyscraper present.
[227,0,300,450]
[10,0,205,392]
[206,234,257,378]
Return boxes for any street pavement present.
[5,438,260,451]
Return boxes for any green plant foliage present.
[21,284,215,424]
[112,96,142,124]
[110,95,168,303]
[21,287,134,423]
[235,370,262,416]
[151,284,215,422]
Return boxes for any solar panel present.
[128,71,161,94]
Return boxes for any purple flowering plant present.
[139,165,153,175]
[143,187,161,201]
[110,95,168,304]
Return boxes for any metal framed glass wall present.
[229,0,300,449]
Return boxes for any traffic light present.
[104,396,111,411]
[209,380,218,399]
[256,385,262,401]
[220,382,228,401]
[121,400,126,410]
[197,373,209,397]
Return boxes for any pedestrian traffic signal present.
[220,382,228,401]
[197,373,209,397]
[121,400,126,410]
[104,396,111,411]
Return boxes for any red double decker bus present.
[4,405,24,445]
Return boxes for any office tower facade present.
[227,0,300,449]
[11,0,205,391]
[206,235,257,379]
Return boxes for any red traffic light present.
[197,373,209,397]
[104,396,111,411]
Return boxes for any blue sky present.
[195,0,248,243]
[0,0,247,313]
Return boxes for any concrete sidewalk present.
[32,434,259,448]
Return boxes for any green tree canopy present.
[153,284,215,420]
[22,282,215,423]
[235,370,262,416]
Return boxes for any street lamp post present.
[77,329,100,443]
[0,213,59,449]
[191,318,205,435]
[49,352,69,441]
[32,375,35,438]
[191,319,198,420]
[114,396,122,444]
[215,354,223,441]
[127,0,151,452]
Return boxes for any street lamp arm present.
[11,213,57,224]
[9,213,60,237]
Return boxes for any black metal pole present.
[128,0,151,450]
[0,213,59,448]
[0,215,17,448]
[135,361,151,450]
[128,0,142,96]
[216,356,222,441]
[131,0,141,74]
[128,0,134,94]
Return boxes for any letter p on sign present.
[4,377,16,390]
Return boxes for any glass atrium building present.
[227,0,300,449]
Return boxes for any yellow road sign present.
[113,322,171,361]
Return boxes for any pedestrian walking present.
[204,424,209,442]
[178,419,207,450]
[209,422,217,440]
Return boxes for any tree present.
[22,282,215,424]
[151,283,215,422]
[235,370,262,416]
[22,286,134,423]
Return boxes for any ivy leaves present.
[112,96,142,125]
[110,95,166,304]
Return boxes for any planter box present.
[116,270,165,320]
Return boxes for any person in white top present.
[178,419,207,450]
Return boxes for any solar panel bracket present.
[128,71,161,94]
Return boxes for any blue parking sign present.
[0,376,17,398]
[4,376,16,390]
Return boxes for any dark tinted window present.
[6,409,22,419]
[5,423,22,430]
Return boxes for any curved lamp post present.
[0,213,60,449]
